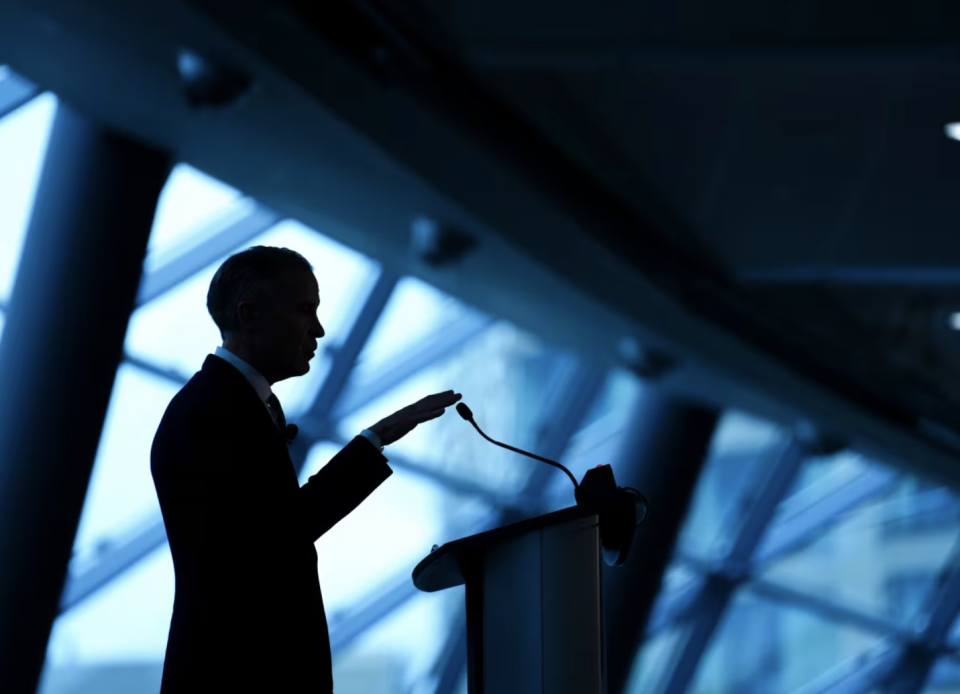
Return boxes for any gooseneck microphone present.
[456,402,579,490]
[457,400,650,566]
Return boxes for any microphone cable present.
[456,402,579,490]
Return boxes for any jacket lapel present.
[202,354,300,489]
[201,355,295,462]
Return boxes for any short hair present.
[207,246,313,337]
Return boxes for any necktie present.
[266,393,286,432]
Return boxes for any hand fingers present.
[393,392,461,424]
[417,391,462,409]
[418,390,459,402]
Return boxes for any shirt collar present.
[214,346,273,404]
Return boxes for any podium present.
[413,506,604,694]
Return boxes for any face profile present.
[207,246,325,385]
[238,266,325,384]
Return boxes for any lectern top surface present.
[412,505,596,592]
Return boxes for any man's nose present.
[312,321,325,339]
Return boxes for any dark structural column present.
[604,388,720,694]
[0,103,170,693]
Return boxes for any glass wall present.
[628,412,960,694]
[5,63,960,694]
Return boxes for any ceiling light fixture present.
[945,123,960,142]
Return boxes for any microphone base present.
[575,465,647,566]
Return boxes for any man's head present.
[207,246,325,384]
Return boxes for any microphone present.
[284,424,298,443]
[457,400,649,566]
[456,402,578,490]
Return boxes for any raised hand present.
[368,390,463,447]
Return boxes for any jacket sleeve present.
[296,435,393,543]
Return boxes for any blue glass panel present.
[679,411,788,559]
[355,276,475,371]
[759,459,960,627]
[924,656,960,692]
[0,91,57,301]
[72,364,179,559]
[300,442,490,610]
[42,545,173,689]
[146,163,241,253]
[545,367,643,502]
[338,318,557,495]
[335,591,454,694]
[688,591,885,694]
[625,626,689,694]
[299,443,480,694]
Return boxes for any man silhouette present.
[151,246,461,693]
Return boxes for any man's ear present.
[236,300,259,329]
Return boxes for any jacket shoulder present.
[152,371,228,458]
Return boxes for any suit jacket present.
[151,355,392,693]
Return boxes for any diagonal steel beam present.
[330,310,494,422]
[136,201,280,306]
[536,356,609,464]
[882,542,960,694]
[650,568,908,646]
[0,66,40,121]
[659,439,809,694]
[328,511,499,656]
[58,516,167,614]
[726,441,811,565]
[747,578,907,640]
[753,465,899,567]
[866,485,959,527]
[646,577,707,639]
[326,569,421,655]
[123,352,193,385]
[790,642,901,694]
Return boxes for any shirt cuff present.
[359,428,384,451]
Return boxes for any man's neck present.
[220,340,274,385]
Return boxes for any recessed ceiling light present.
[949,312,960,330]
[945,123,960,142]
